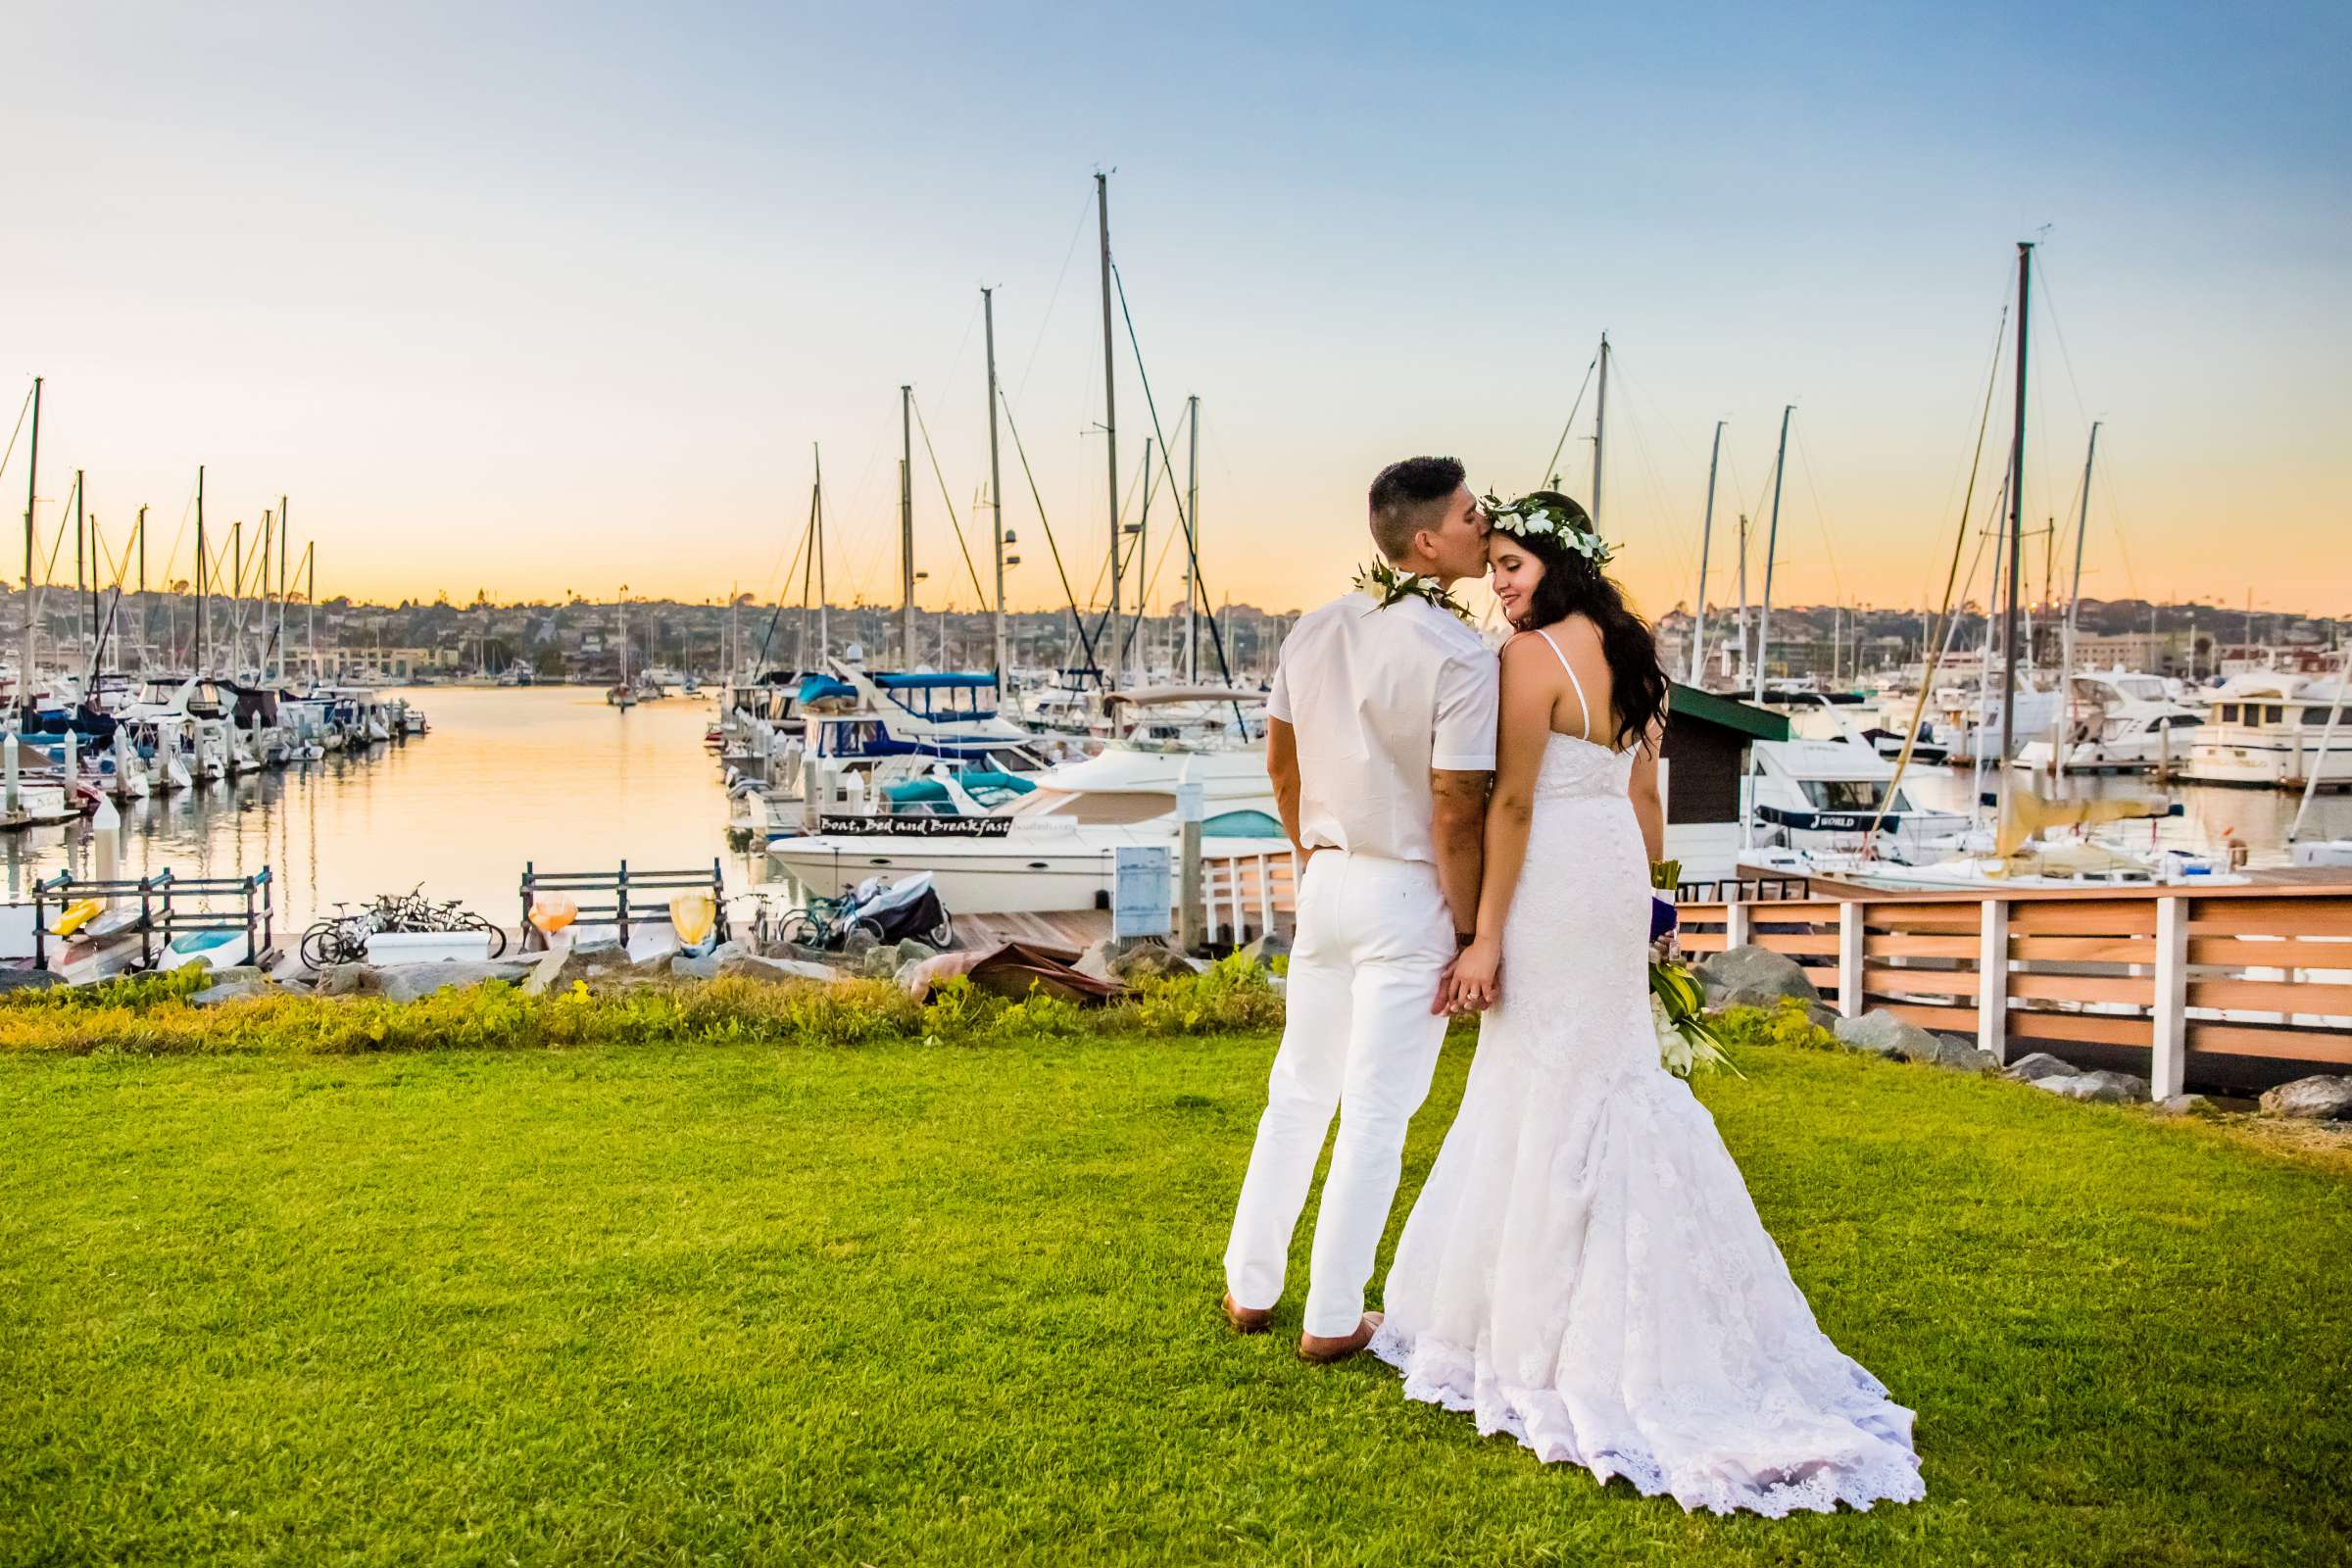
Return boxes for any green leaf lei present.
[1353,559,1473,622]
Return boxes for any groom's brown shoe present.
[1298,1310,1383,1364]
[1221,1293,1271,1335]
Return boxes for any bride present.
[1372,491,1925,1517]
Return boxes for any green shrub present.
[1710,996,1841,1053]
[1116,952,1287,1037]
[0,968,207,1011]
[0,953,1304,1057]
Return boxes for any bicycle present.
[299,887,510,967]
[760,892,851,952]
[299,902,376,968]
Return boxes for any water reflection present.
[1,688,768,930]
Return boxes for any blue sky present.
[6,1,2346,619]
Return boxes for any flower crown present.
[1482,491,1613,566]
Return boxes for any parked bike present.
[298,884,509,968]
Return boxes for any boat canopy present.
[798,674,859,707]
[873,672,998,691]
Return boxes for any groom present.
[1220,456,1498,1361]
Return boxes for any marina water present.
[2,689,772,936]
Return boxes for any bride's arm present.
[1446,636,1555,1009]
[1630,719,1667,863]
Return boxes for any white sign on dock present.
[1112,847,1173,939]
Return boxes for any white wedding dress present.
[1372,658,1925,1516]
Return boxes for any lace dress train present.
[1371,733,1924,1516]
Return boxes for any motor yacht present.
[2013,668,2203,774]
[2180,672,2351,789]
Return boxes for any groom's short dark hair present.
[1368,456,1466,561]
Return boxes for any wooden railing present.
[1676,881,2352,1099]
[1193,850,1298,949]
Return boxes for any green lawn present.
[3,1031,2348,1566]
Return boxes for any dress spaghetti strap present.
[1533,628,1592,742]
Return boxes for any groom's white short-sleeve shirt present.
[1266,589,1499,866]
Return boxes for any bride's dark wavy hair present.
[1505,490,1670,748]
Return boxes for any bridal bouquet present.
[1650,962,1739,1078]
[1646,860,1739,1079]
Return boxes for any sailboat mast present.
[1996,241,2033,830]
[18,376,37,709]
[899,384,915,670]
[229,517,242,678]
[305,545,317,683]
[1591,331,1609,525]
[2054,420,2099,772]
[1134,438,1152,666]
[196,466,207,678]
[1751,406,1792,705]
[1735,514,1748,686]
[278,496,289,685]
[796,481,815,672]
[1690,418,1724,684]
[1097,171,1121,693]
[2288,635,2352,844]
[983,286,1008,691]
[136,503,147,675]
[814,444,828,662]
[1185,394,1200,685]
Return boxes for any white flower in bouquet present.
[1652,994,1697,1078]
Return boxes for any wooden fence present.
[1677,880,2352,1098]
[1196,850,1298,949]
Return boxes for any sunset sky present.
[6,2,2346,623]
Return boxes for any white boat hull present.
[770,831,1292,915]
[2181,740,2352,789]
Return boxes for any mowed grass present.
[3,1032,2349,1566]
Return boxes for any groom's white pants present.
[1224,850,1454,1338]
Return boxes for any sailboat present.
[1789,246,2235,888]
[606,588,637,709]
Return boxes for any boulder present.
[670,952,724,981]
[200,965,267,989]
[1929,1036,2001,1073]
[842,930,881,963]
[893,939,942,969]
[668,939,749,981]
[1697,946,1819,1004]
[2032,1069,2150,1104]
[857,944,904,980]
[313,963,368,998]
[625,930,681,965]
[1833,1009,1941,1061]
[1239,929,1295,965]
[0,969,63,995]
[364,959,536,1004]
[2157,1094,2220,1117]
[1109,942,1200,982]
[523,943,631,996]
[716,954,842,985]
[2258,1075,2352,1121]
[2002,1052,2080,1084]
[190,978,272,1006]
